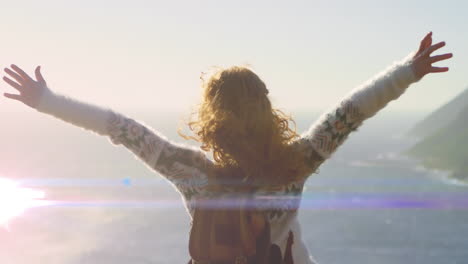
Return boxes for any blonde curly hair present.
[179,66,310,190]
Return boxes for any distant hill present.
[407,87,468,138]
[405,102,468,181]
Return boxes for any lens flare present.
[0,178,45,227]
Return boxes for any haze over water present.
[1,110,467,264]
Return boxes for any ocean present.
[0,109,467,264]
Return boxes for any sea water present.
[0,109,467,264]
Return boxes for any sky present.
[0,0,466,114]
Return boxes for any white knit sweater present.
[35,53,419,264]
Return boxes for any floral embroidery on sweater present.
[263,183,303,220]
[301,100,365,160]
[106,111,210,202]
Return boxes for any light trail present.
[33,193,468,210]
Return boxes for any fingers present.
[412,33,452,78]
[3,76,23,91]
[430,66,449,73]
[10,64,34,83]
[423,41,446,57]
[418,32,432,54]
[4,68,25,84]
[35,66,46,84]
[3,93,23,102]
[429,53,453,63]
[424,31,432,45]
[417,39,425,54]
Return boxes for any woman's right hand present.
[411,32,453,80]
[3,65,48,109]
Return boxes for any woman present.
[2,32,452,263]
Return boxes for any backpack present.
[187,167,297,264]
[188,194,273,264]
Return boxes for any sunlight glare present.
[0,178,45,227]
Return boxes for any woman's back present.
[101,55,420,263]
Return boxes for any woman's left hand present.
[412,32,453,80]
[3,65,48,109]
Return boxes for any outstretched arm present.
[297,32,453,171]
[2,66,212,196]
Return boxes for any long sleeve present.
[297,52,420,168]
[35,89,211,198]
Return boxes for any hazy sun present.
[0,178,45,227]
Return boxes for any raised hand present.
[3,65,48,108]
[412,32,453,80]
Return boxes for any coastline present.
[397,134,468,186]
[397,153,468,187]
[347,147,468,187]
